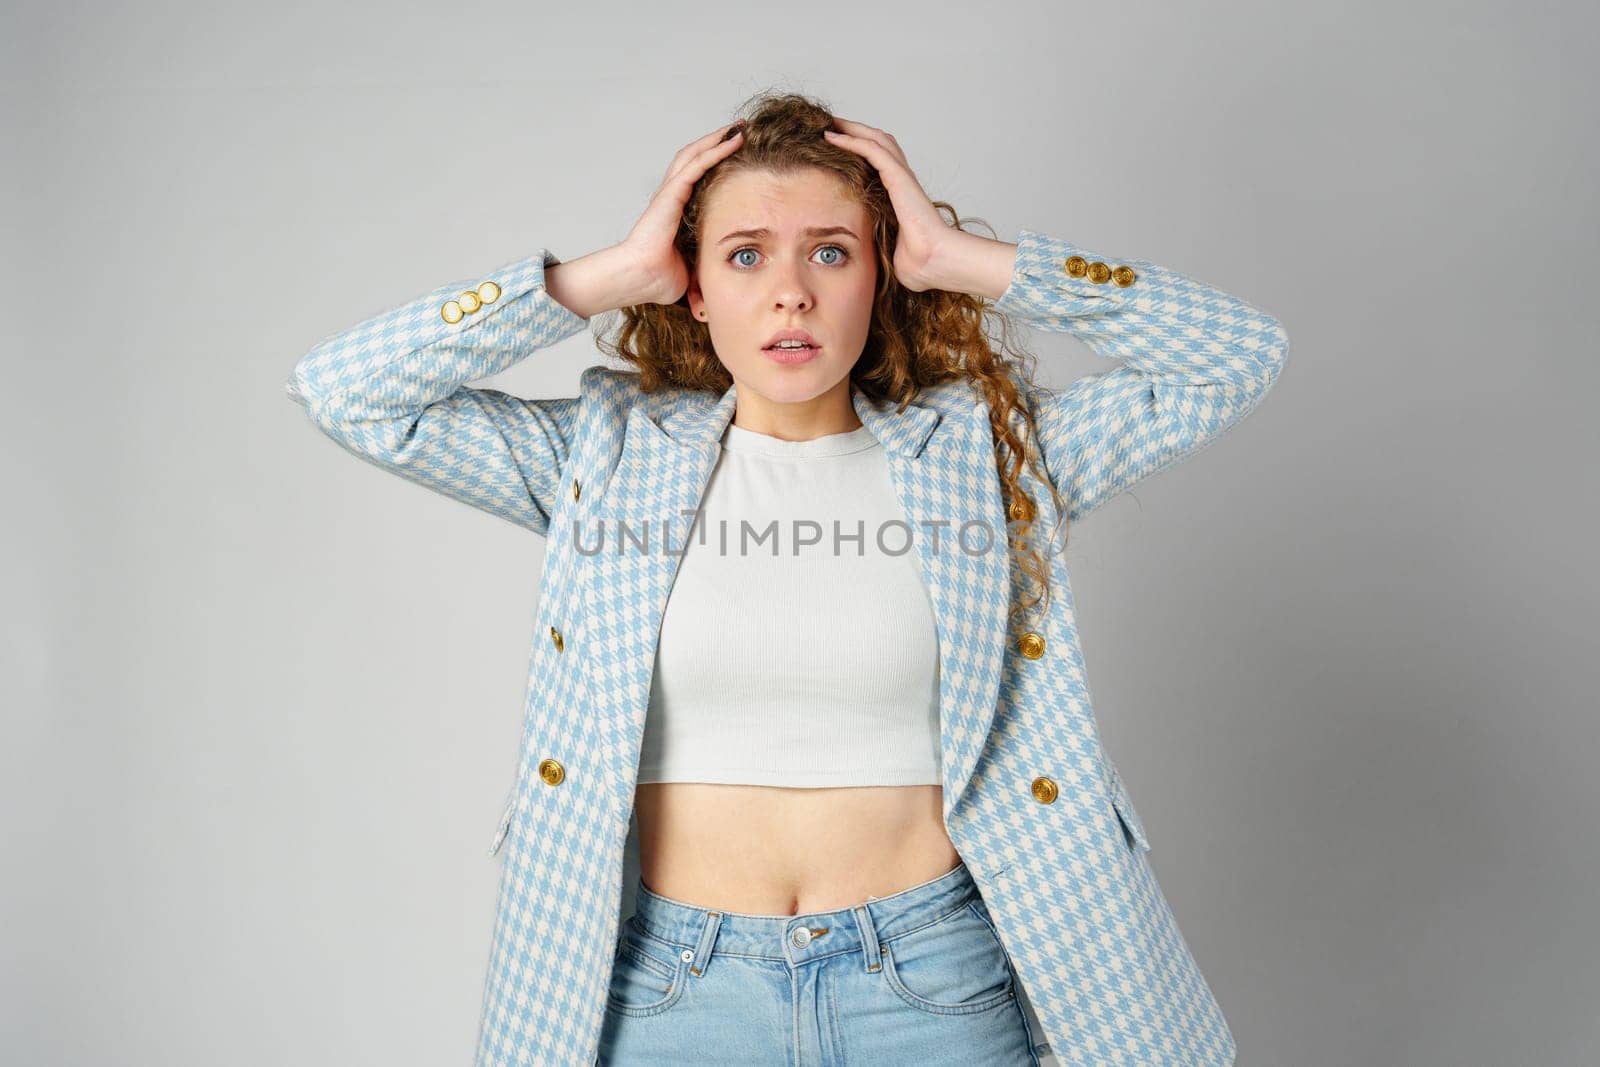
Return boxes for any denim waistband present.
[628,861,985,971]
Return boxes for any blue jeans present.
[598,860,1042,1065]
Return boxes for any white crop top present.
[635,420,943,787]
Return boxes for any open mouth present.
[762,342,822,363]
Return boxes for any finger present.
[825,121,906,165]
[823,129,931,206]
[665,127,742,183]
[831,116,879,134]
[823,127,899,167]
[686,120,742,151]
[653,135,742,220]
[830,116,900,150]
[664,122,745,176]
[664,122,743,178]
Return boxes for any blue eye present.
[727,244,850,269]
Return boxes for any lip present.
[763,327,820,348]
[762,342,822,365]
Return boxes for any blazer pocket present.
[1104,759,1152,853]
[488,789,517,858]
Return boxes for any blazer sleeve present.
[284,249,592,537]
[992,228,1290,524]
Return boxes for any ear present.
[686,275,706,319]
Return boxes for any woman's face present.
[688,168,877,421]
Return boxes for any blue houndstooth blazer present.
[285,228,1288,1066]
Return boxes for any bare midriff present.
[633,782,962,916]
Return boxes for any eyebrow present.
[716,225,861,246]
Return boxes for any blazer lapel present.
[853,390,1009,822]
[587,379,1008,821]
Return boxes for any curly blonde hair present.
[594,89,1070,622]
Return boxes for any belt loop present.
[687,910,722,978]
[854,903,882,973]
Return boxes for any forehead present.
[703,169,867,230]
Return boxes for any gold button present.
[459,290,482,314]
[1087,261,1111,284]
[538,758,565,786]
[1018,631,1046,659]
[549,625,564,652]
[477,280,501,303]
[1111,264,1137,287]
[572,477,581,500]
[441,300,464,324]
[1063,255,1088,278]
[1031,776,1058,804]
[1007,496,1033,523]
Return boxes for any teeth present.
[771,341,812,349]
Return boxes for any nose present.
[770,260,814,313]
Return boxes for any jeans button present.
[791,927,811,947]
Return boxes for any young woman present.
[286,92,1288,1066]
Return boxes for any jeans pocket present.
[605,923,688,1018]
[878,901,1016,1016]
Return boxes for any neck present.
[728,379,862,441]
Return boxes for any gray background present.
[5,1,1596,1063]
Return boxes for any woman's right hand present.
[616,121,746,306]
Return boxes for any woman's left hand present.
[823,118,967,293]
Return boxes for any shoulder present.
[572,367,1008,428]
[577,364,641,410]
[574,364,709,425]
[912,375,989,414]
[574,365,650,419]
